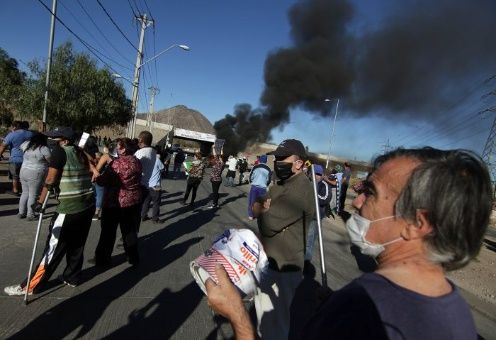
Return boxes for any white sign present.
[174,128,216,143]
[78,132,90,147]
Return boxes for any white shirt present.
[228,157,237,171]
[135,146,157,186]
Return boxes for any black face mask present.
[274,161,294,181]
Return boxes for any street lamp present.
[127,44,190,138]
[325,98,340,170]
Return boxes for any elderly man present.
[206,147,492,339]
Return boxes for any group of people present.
[2,124,493,339]
[205,138,492,340]
[2,127,163,295]
[0,121,47,220]
[225,154,249,187]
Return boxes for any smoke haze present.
[214,0,496,154]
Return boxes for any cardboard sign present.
[214,139,225,154]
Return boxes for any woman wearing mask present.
[182,152,206,207]
[18,133,51,221]
[93,138,142,267]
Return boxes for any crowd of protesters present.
[0,124,267,296]
[1,121,492,340]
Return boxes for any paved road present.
[0,163,495,339]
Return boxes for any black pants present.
[339,183,349,212]
[211,180,221,206]
[141,187,161,221]
[184,177,202,204]
[95,204,140,265]
[22,205,95,292]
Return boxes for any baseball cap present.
[44,127,76,141]
[269,139,307,159]
[313,164,324,175]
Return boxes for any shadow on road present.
[8,200,221,339]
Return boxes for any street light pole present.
[129,14,153,138]
[41,0,58,132]
[127,43,189,138]
[148,86,160,131]
[325,98,340,170]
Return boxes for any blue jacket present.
[249,163,272,188]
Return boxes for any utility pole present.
[147,86,160,131]
[41,0,58,132]
[129,14,153,138]
[381,138,391,154]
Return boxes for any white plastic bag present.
[190,228,268,299]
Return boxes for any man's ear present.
[401,209,433,240]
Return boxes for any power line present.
[394,76,495,146]
[132,0,144,16]
[141,0,155,21]
[152,25,159,86]
[35,0,126,75]
[126,0,139,17]
[437,126,490,149]
[58,0,133,72]
[76,0,135,66]
[96,0,140,54]
[416,108,486,145]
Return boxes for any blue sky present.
[1,0,495,162]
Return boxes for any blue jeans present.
[93,183,104,209]
[248,185,266,218]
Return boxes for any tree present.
[0,47,25,126]
[19,42,132,132]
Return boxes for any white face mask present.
[346,212,402,257]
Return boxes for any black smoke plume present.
[215,0,496,154]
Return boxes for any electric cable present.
[76,0,135,65]
[35,0,129,75]
[96,0,140,54]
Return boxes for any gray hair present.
[394,149,492,271]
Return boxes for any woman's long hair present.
[27,133,48,150]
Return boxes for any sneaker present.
[152,219,160,224]
[4,284,31,296]
[26,215,37,222]
[17,213,26,219]
[208,204,218,209]
[92,214,100,221]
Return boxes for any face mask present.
[274,161,294,181]
[346,213,402,257]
